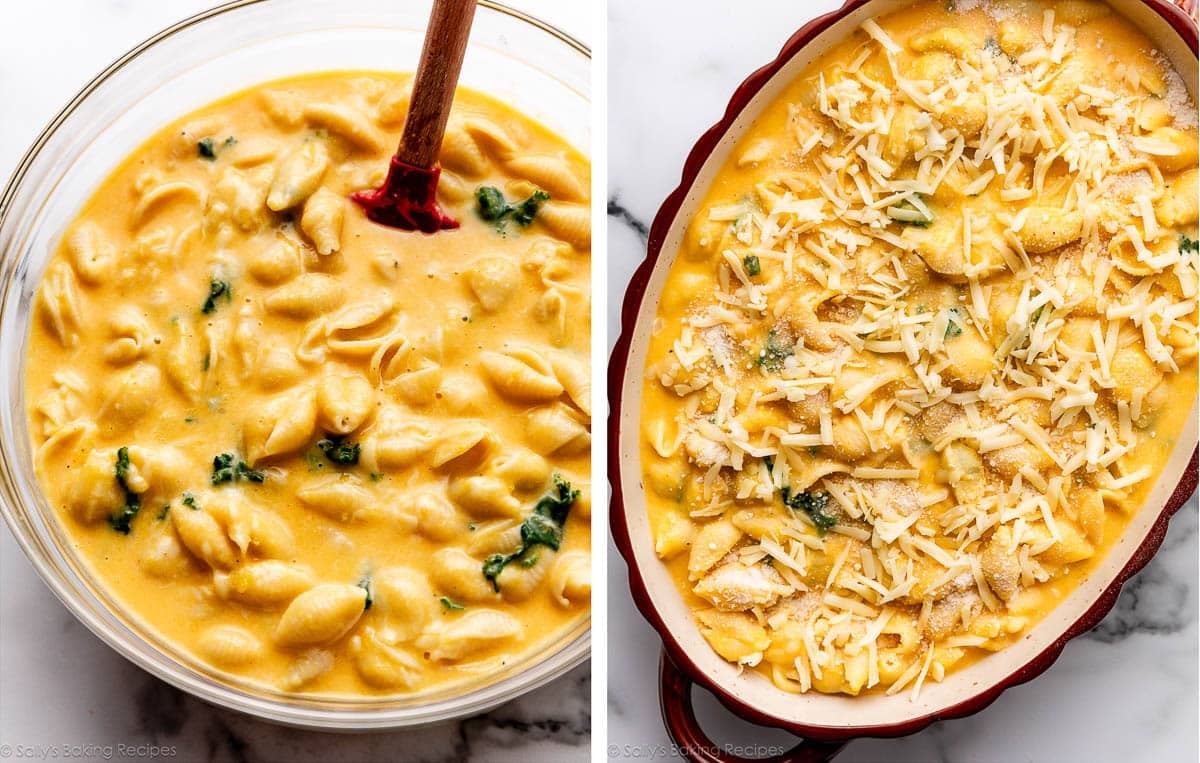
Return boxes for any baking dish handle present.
[659,651,847,763]
[1174,0,1199,23]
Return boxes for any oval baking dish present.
[609,0,1198,759]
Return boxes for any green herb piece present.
[357,575,373,610]
[945,306,965,339]
[887,195,934,227]
[520,512,564,550]
[211,452,265,485]
[157,505,170,520]
[1180,234,1198,255]
[474,186,550,231]
[481,555,508,584]
[114,446,133,489]
[201,280,231,314]
[109,502,139,534]
[369,472,384,482]
[197,135,236,160]
[780,486,837,535]
[317,436,361,466]
[510,190,550,227]
[440,597,465,611]
[108,446,141,534]
[755,329,794,372]
[182,492,199,510]
[534,474,578,526]
[482,475,578,591]
[743,255,762,276]
[476,186,510,221]
[521,553,540,568]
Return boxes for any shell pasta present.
[640,0,1197,698]
[26,72,591,697]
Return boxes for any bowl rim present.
[0,0,588,222]
[608,0,1199,743]
[0,0,591,730]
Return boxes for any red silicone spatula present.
[351,0,477,232]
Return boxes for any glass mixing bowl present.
[0,0,590,730]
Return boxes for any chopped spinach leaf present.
[357,575,373,610]
[780,486,837,535]
[481,554,508,584]
[114,446,133,490]
[198,135,236,160]
[182,492,199,510]
[476,186,510,221]
[481,475,579,591]
[520,512,564,550]
[109,502,139,535]
[211,451,265,485]
[743,255,762,276]
[474,186,550,231]
[201,279,231,314]
[108,446,141,534]
[369,472,384,482]
[533,473,578,526]
[317,436,361,466]
[440,596,465,611]
[887,195,934,227]
[510,190,550,227]
[755,329,794,372]
[1180,234,1198,255]
[157,505,170,520]
[945,306,966,339]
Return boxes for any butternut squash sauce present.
[27,72,592,697]
[641,0,1197,697]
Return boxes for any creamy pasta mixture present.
[28,72,591,696]
[641,0,1197,698]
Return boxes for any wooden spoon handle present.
[397,0,478,169]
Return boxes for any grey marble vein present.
[607,197,650,242]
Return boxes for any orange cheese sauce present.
[641,1,1197,697]
[27,72,592,697]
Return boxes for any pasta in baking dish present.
[27,72,591,696]
[640,0,1197,698]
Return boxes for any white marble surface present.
[606,2,1199,761]
[0,2,590,762]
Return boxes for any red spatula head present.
[350,157,459,233]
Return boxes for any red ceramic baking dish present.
[609,1,1200,760]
